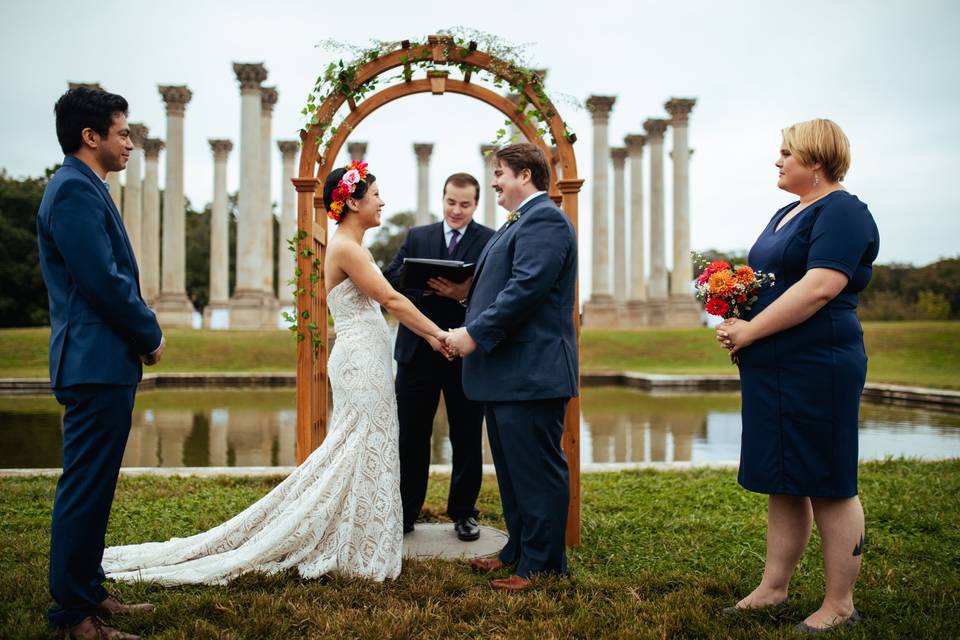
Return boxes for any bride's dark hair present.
[322,167,377,225]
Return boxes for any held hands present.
[427,276,472,302]
[715,319,755,358]
[428,331,457,361]
[441,327,477,358]
[141,336,165,366]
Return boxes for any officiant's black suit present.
[385,219,495,529]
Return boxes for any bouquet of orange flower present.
[692,251,775,319]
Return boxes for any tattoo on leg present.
[852,533,865,557]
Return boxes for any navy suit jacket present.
[36,156,163,389]
[385,219,495,364]
[462,193,579,402]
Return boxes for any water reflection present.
[0,388,958,468]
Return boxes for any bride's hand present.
[427,333,456,361]
[716,318,755,357]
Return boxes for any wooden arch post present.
[293,35,584,545]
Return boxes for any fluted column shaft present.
[414,143,433,226]
[234,64,267,294]
[158,86,191,298]
[624,135,647,301]
[586,96,616,301]
[278,141,298,305]
[480,144,497,228]
[665,98,696,296]
[260,87,278,295]
[644,118,669,300]
[107,173,122,210]
[141,139,163,302]
[123,123,147,265]
[208,140,233,305]
[611,147,628,301]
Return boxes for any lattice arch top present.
[290,33,585,546]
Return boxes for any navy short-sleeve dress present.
[738,190,880,498]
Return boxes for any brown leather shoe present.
[490,575,532,592]
[469,557,505,573]
[95,595,155,618]
[68,615,140,639]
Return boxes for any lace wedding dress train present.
[102,274,403,584]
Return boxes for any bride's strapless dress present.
[102,274,403,584]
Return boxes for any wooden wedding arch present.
[292,35,585,545]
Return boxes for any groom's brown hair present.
[494,143,550,191]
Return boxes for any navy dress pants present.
[48,384,136,629]
[485,398,569,577]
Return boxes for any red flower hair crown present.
[328,160,370,222]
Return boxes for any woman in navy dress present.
[716,119,879,634]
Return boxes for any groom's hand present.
[141,336,165,366]
[427,276,472,301]
[443,327,477,357]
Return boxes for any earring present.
[814,173,820,187]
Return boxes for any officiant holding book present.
[385,172,495,540]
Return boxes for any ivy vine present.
[282,229,322,359]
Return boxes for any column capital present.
[158,85,192,115]
[664,97,697,125]
[347,141,367,160]
[586,95,616,123]
[480,144,498,157]
[413,143,433,162]
[643,118,669,141]
[277,140,299,156]
[233,62,267,92]
[532,68,548,83]
[209,139,234,160]
[610,146,628,166]
[142,138,165,159]
[624,134,647,153]
[68,82,102,91]
[261,86,279,113]
[128,123,149,147]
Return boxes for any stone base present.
[229,290,281,330]
[612,296,704,328]
[203,303,231,330]
[402,523,507,560]
[153,292,195,328]
[581,297,624,328]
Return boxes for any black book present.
[400,258,475,289]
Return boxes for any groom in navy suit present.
[385,173,495,540]
[444,143,578,591]
[37,87,163,638]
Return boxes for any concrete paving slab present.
[402,523,506,560]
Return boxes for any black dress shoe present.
[403,522,415,534]
[454,516,480,541]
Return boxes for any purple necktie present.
[447,229,460,256]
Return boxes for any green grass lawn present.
[1,321,958,389]
[0,461,957,639]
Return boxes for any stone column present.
[141,138,164,304]
[664,98,701,326]
[585,96,615,305]
[154,85,194,327]
[205,139,233,328]
[611,147,628,303]
[624,134,647,305]
[414,143,433,225]
[107,173,122,211]
[230,62,277,329]
[665,98,697,296]
[260,86,278,297]
[277,141,299,307]
[122,123,148,265]
[348,142,367,162]
[480,144,497,228]
[644,118,669,303]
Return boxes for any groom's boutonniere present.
[504,210,520,227]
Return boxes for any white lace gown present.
[102,275,403,584]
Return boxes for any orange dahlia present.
[734,265,756,286]
[708,269,736,297]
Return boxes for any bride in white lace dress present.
[102,163,454,585]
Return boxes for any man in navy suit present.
[37,87,164,639]
[443,143,578,591]
[385,173,495,540]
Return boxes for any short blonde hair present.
[781,118,851,182]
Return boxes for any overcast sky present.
[2,0,957,299]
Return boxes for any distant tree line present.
[0,168,956,327]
